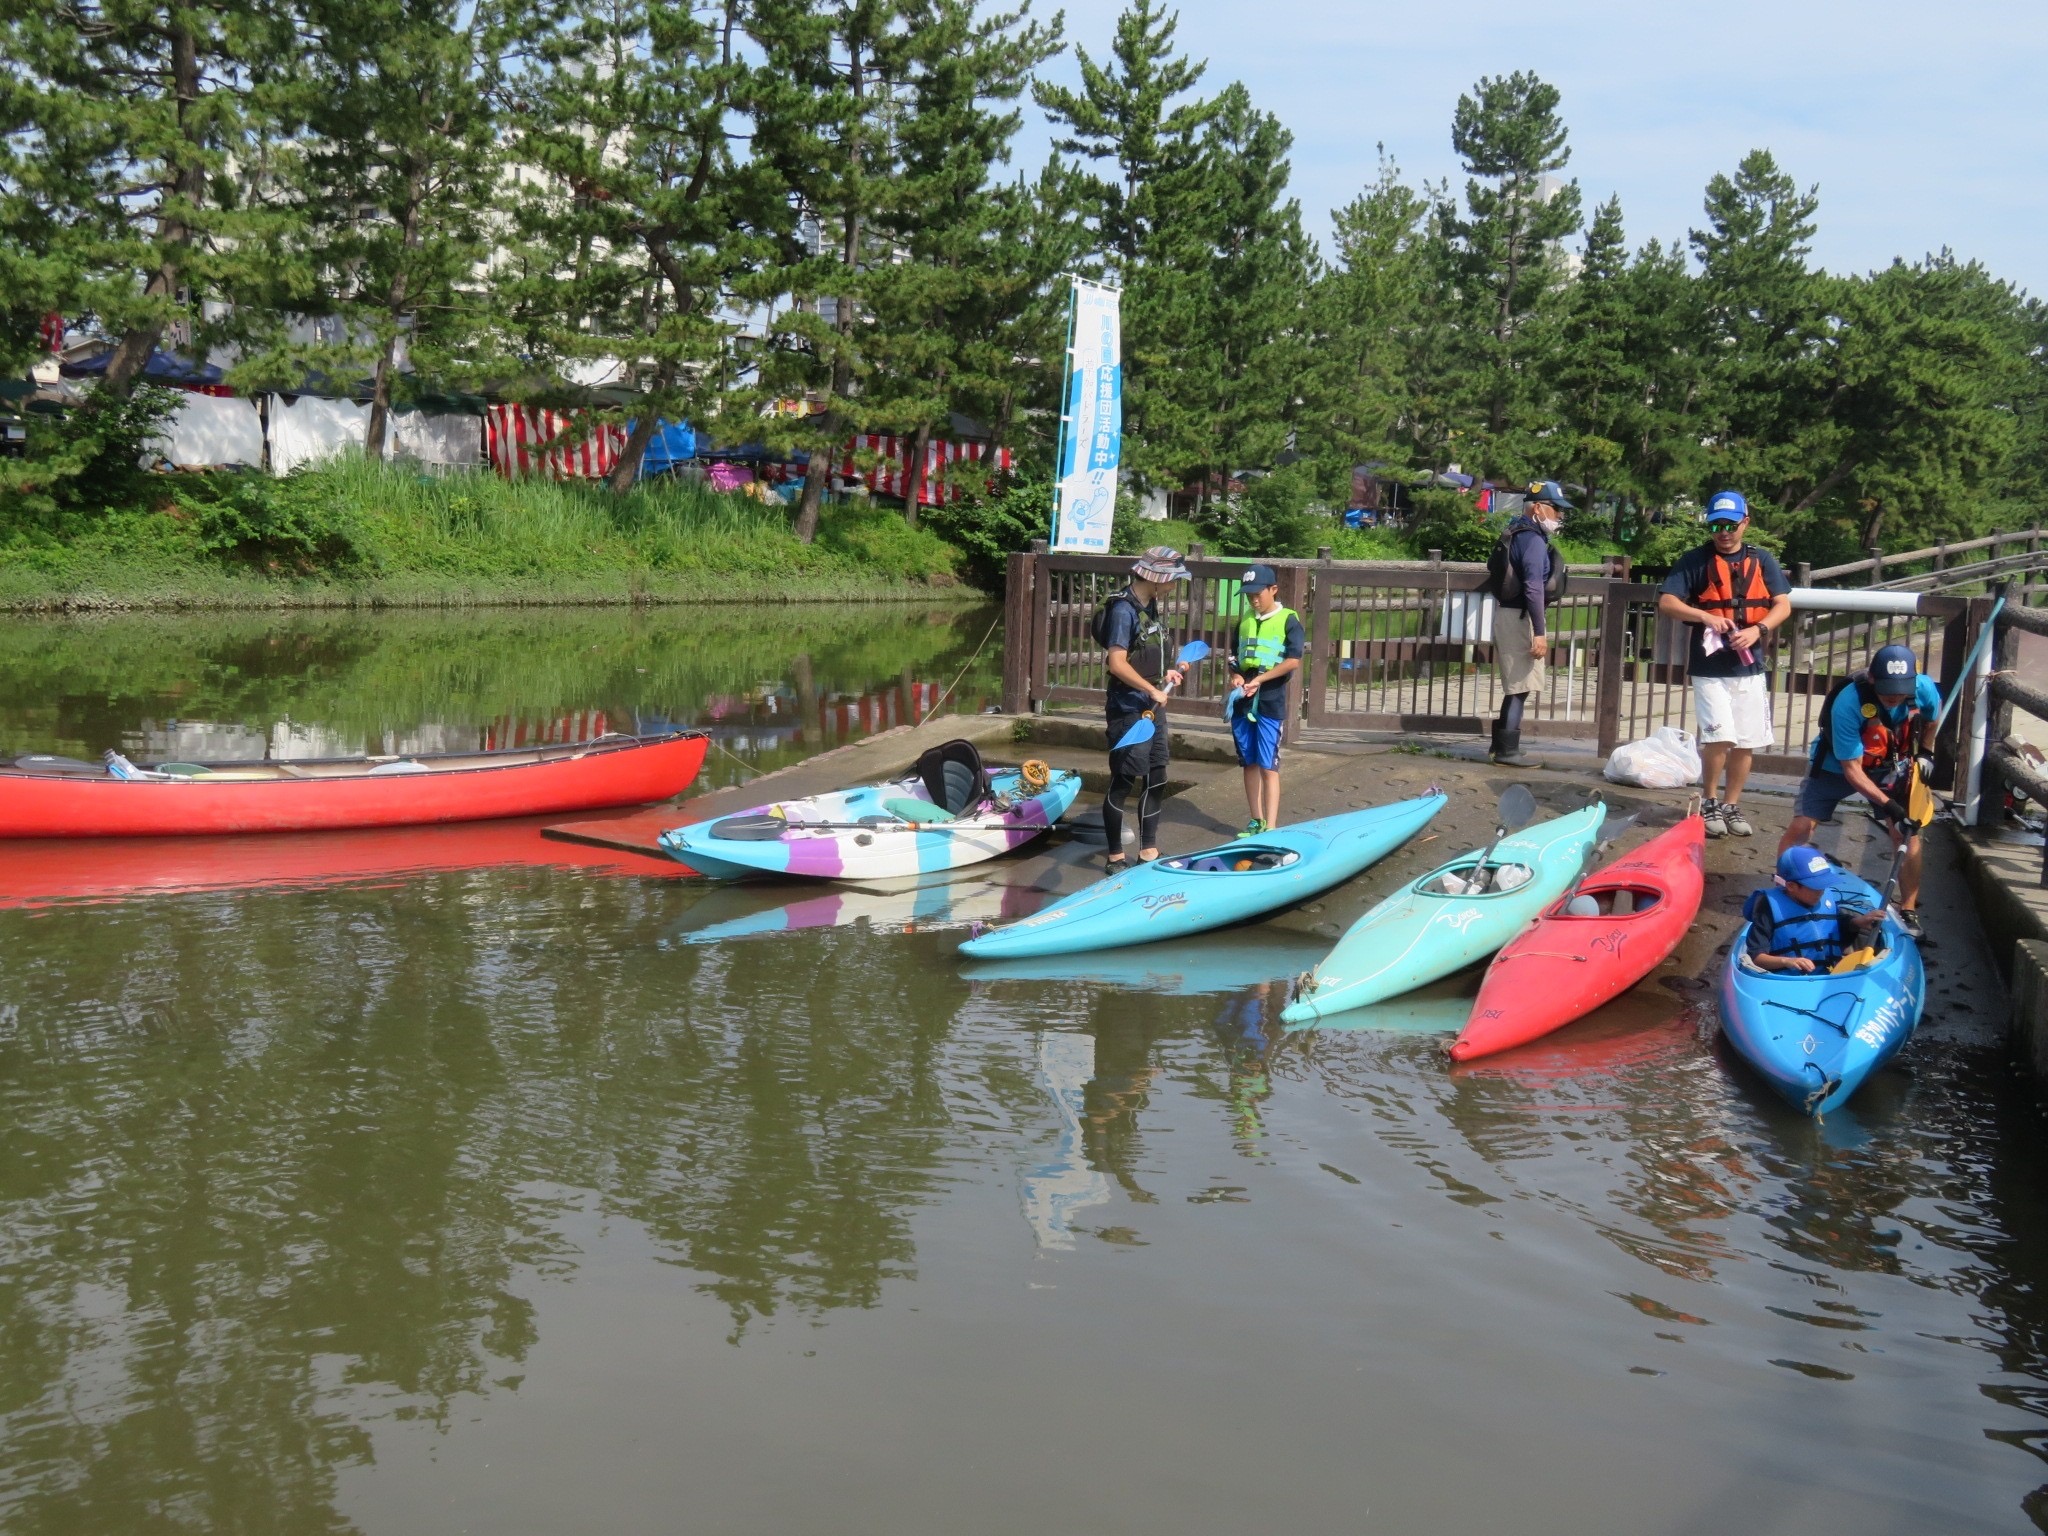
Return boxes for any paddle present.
[1830,840,1913,972]
[705,812,1057,839]
[1468,783,1538,892]
[1562,808,1640,906]
[1110,641,1212,751]
[1930,592,2004,736]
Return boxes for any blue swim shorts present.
[1230,701,1284,771]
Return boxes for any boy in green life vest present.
[1225,563,1306,835]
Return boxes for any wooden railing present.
[1005,545,2002,783]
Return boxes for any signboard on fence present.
[1051,277,1121,553]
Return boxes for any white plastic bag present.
[1603,726,1702,789]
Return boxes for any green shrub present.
[924,476,1049,588]
[0,384,183,524]
[1404,488,1496,562]
[179,474,376,574]
[1198,465,1321,560]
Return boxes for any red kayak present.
[0,731,707,837]
[1449,814,1706,1061]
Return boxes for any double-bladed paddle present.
[1110,641,1212,751]
[1468,783,1538,891]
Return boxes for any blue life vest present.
[1743,884,1847,965]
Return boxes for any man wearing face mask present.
[1486,480,1571,766]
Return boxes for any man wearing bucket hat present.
[1742,844,1883,973]
[1487,480,1572,766]
[1778,641,1941,938]
[1656,490,1793,838]
[1225,562,1306,835]
[1095,545,1192,870]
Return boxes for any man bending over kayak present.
[1743,845,1882,973]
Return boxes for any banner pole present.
[1049,275,1081,544]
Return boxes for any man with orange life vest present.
[1779,643,1940,939]
[1655,491,1793,838]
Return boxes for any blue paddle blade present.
[1175,639,1211,665]
[1111,713,1157,751]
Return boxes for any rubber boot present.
[1491,728,1534,767]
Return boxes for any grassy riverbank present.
[0,458,973,611]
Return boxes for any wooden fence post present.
[1001,551,1032,714]
[1595,580,1630,757]
[1933,598,1969,789]
[1279,563,1311,745]
[1026,542,1050,713]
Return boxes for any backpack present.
[1484,522,1567,606]
[1090,588,1139,647]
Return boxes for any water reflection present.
[2,610,2047,1530]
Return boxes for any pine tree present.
[1190,82,1313,488]
[1441,70,1582,476]
[1552,195,1631,523]
[1689,148,1825,507]
[273,0,510,456]
[0,0,298,394]
[1034,0,1215,490]
[1301,150,1432,479]
[508,0,779,490]
[1612,235,1706,520]
[857,0,1059,519]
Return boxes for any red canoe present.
[0,731,708,838]
[1449,814,1706,1062]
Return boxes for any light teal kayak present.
[1280,803,1607,1026]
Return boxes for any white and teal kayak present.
[1280,803,1607,1026]
[957,793,1445,960]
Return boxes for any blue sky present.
[1015,0,2048,295]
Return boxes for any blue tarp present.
[60,348,225,388]
[639,419,696,475]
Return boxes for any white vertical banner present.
[1051,277,1122,552]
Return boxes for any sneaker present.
[1701,799,1727,838]
[1243,818,1267,838]
[1721,803,1754,837]
[1900,909,1925,940]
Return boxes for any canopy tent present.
[389,409,484,467]
[267,395,368,474]
[149,393,265,469]
[484,404,627,479]
[841,432,1013,507]
[61,349,226,389]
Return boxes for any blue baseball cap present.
[1776,845,1847,890]
[1706,490,1749,524]
[1238,562,1279,592]
[1871,644,1917,691]
[1525,479,1574,510]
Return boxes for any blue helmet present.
[1871,643,1917,691]
[1776,844,1847,890]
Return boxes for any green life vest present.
[1236,605,1298,678]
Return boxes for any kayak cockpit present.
[1417,861,1532,897]
[1557,885,1664,918]
[1158,846,1301,875]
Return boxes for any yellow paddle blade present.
[1906,761,1935,827]
[1832,946,1878,974]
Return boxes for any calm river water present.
[2,606,2046,1534]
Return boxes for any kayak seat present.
[914,739,987,816]
[1162,847,1299,873]
[883,797,955,824]
[1424,863,1533,896]
[1561,886,1660,916]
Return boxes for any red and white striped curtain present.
[841,434,1014,507]
[485,405,627,480]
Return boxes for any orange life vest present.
[1692,546,1774,629]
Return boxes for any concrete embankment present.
[1954,826,2048,1071]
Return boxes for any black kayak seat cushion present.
[914,739,987,816]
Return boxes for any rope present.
[919,609,1003,727]
[706,737,766,782]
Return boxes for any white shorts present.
[1692,674,1774,750]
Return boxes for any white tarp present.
[265,394,367,474]
[149,392,265,468]
[389,411,483,466]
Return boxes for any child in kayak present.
[1225,563,1305,836]
[1743,844,1883,973]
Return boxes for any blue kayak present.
[1717,872,1925,1117]
[957,793,1446,960]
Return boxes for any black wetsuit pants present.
[1104,706,1169,853]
